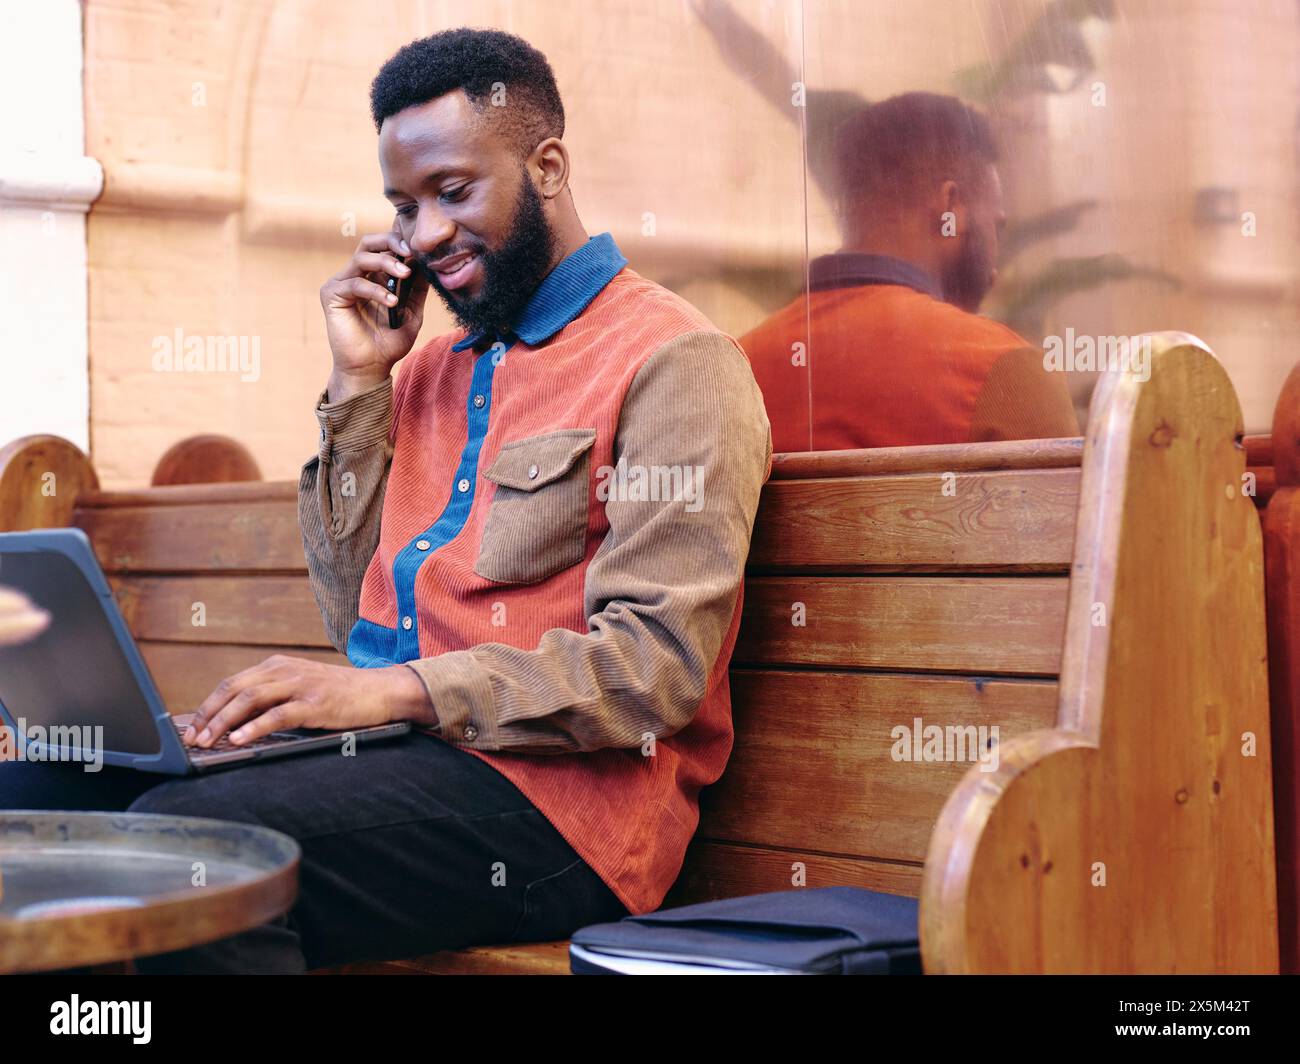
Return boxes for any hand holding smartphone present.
[319,220,429,404]
[387,255,412,329]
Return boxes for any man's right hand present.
[319,225,431,402]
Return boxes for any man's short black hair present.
[369,28,565,161]
[833,92,998,212]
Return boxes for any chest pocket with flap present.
[474,428,598,584]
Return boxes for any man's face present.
[939,163,1005,314]
[379,90,557,342]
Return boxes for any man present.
[742,92,1079,452]
[0,28,771,973]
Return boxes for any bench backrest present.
[669,440,1078,904]
[62,439,1084,909]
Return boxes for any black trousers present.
[0,733,629,973]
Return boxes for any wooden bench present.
[0,332,1284,973]
[1259,363,1300,976]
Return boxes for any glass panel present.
[789,0,1299,449]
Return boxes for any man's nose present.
[409,210,455,255]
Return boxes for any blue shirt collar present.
[451,232,628,352]
[807,251,942,300]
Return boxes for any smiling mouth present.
[426,252,480,292]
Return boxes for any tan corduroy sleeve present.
[403,330,774,755]
[968,346,1081,442]
[297,376,395,656]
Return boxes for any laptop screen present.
[0,547,162,757]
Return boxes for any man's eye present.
[396,205,417,217]
[441,186,470,203]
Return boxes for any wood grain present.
[151,433,263,486]
[3,343,1283,975]
[922,332,1280,974]
[715,669,1057,863]
[769,436,1083,479]
[666,840,925,906]
[136,641,346,714]
[109,574,329,646]
[73,499,306,572]
[1262,363,1300,974]
[747,468,1080,572]
[735,575,1067,675]
[0,435,100,532]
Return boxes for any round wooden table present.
[0,810,299,973]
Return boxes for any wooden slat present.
[770,436,1083,479]
[705,669,1058,863]
[116,573,1070,676]
[1265,488,1300,974]
[666,840,924,906]
[137,641,347,713]
[735,576,1067,676]
[78,481,297,507]
[110,575,331,646]
[378,941,572,976]
[1244,434,1275,507]
[1264,367,1300,974]
[310,960,430,975]
[747,468,1080,572]
[76,467,1081,574]
[1244,433,1273,468]
[1251,466,1277,508]
[73,500,307,572]
[316,940,572,976]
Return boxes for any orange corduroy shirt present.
[740,253,1078,452]
[299,233,773,916]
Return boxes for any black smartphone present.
[387,256,411,329]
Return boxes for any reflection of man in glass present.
[742,93,1079,452]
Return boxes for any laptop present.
[0,528,410,773]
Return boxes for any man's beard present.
[940,228,995,314]
[418,168,557,347]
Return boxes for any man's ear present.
[932,178,962,240]
[532,137,570,200]
[938,178,961,216]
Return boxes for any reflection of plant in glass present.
[690,0,1183,350]
[991,250,1180,340]
[957,0,1181,339]
[953,0,1118,103]
[692,0,1179,336]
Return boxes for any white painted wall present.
[0,0,102,452]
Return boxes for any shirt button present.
[473,394,485,408]
[527,464,539,480]
[457,478,470,492]
[416,539,430,551]
[401,616,413,630]
[463,725,478,741]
